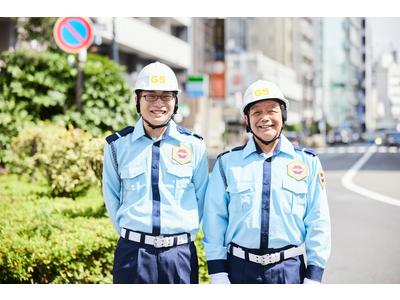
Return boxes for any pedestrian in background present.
[103,62,209,284]
[202,80,331,284]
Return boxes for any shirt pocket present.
[227,182,254,213]
[120,164,147,204]
[282,179,308,217]
[166,165,195,209]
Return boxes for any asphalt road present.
[320,147,400,283]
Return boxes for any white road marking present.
[341,145,400,207]
[348,146,356,153]
[389,147,398,153]
[357,146,367,153]
[315,145,400,154]
[378,147,387,153]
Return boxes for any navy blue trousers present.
[227,246,306,284]
[113,237,199,284]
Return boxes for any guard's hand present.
[210,272,231,284]
[303,277,320,284]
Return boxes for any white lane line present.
[327,147,335,154]
[348,146,356,153]
[338,147,346,154]
[358,146,367,153]
[341,145,400,207]
[389,147,398,153]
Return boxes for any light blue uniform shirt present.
[102,118,209,238]
[202,134,331,281]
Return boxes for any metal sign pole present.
[76,49,87,112]
[53,17,94,112]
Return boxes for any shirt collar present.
[242,136,259,159]
[279,134,297,158]
[242,133,296,159]
[130,117,146,143]
[131,117,179,143]
[166,119,183,142]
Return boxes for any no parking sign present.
[53,17,94,53]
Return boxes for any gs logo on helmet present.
[253,88,269,97]
[150,75,166,84]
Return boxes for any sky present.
[369,17,400,60]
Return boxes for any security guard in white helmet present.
[102,62,209,283]
[202,80,331,284]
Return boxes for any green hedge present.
[195,229,210,283]
[0,174,210,284]
[0,174,115,283]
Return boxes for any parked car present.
[327,128,352,145]
[285,131,302,146]
[383,131,400,147]
[362,130,377,144]
[374,128,393,146]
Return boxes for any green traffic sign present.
[187,75,204,82]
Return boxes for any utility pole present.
[112,18,119,63]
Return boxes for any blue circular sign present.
[54,17,94,53]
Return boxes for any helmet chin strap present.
[142,114,174,129]
[247,118,283,146]
[252,127,283,146]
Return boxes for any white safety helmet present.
[135,61,180,92]
[241,80,289,116]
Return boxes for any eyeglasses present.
[142,94,175,102]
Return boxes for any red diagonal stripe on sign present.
[65,21,85,43]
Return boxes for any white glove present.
[210,272,231,284]
[303,277,321,284]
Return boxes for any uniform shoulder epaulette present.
[176,126,203,140]
[105,126,135,144]
[217,150,230,159]
[217,145,245,159]
[231,145,245,152]
[293,145,317,157]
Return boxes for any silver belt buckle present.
[262,253,280,265]
[153,236,174,248]
[254,252,280,265]
[255,254,268,265]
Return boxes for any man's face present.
[245,99,283,141]
[138,90,176,125]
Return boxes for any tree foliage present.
[12,17,59,51]
[0,49,136,164]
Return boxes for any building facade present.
[321,18,366,133]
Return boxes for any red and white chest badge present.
[287,160,308,181]
[172,144,192,165]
